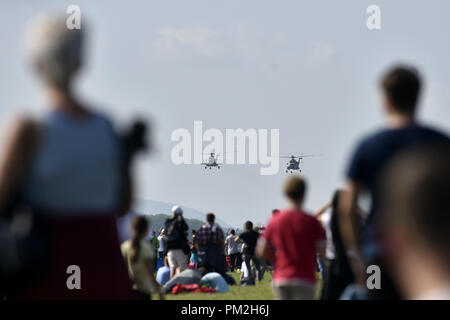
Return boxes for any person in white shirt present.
[225,230,241,272]
[239,261,250,285]
[157,229,166,259]
[315,191,367,300]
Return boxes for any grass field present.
[159,271,322,300]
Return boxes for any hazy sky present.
[1,1,449,226]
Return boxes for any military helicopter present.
[280,154,322,173]
[201,152,222,170]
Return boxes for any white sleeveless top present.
[23,109,122,216]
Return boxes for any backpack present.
[165,217,189,254]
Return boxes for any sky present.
[0,0,449,227]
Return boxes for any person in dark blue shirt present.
[341,65,449,299]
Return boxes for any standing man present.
[256,176,326,300]
[196,213,227,276]
[225,230,240,272]
[237,221,261,285]
[165,206,189,278]
[340,65,450,299]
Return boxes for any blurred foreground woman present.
[121,216,163,300]
[0,12,136,299]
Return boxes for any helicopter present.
[280,154,322,173]
[201,152,222,169]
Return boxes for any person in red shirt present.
[256,176,326,300]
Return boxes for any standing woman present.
[0,12,137,299]
[315,190,367,300]
[121,216,163,300]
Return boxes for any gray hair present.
[25,12,84,89]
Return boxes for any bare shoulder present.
[10,114,39,134]
[6,114,42,148]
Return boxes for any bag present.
[165,220,182,244]
[165,217,188,251]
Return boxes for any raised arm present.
[314,200,332,219]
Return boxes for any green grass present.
[157,271,322,300]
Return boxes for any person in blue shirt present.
[156,256,171,286]
[340,65,449,299]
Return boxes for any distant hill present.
[116,199,234,242]
[117,213,231,243]
[145,213,205,236]
[132,198,232,228]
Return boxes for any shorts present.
[167,249,188,272]
[190,253,198,264]
[272,282,316,300]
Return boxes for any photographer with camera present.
[164,206,190,278]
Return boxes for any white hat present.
[172,205,183,215]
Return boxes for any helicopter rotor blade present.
[197,151,241,155]
[298,154,324,158]
[279,154,324,158]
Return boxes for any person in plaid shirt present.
[196,213,227,275]
[197,214,225,246]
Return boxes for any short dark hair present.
[244,221,253,231]
[206,213,215,224]
[380,143,450,267]
[230,229,235,235]
[381,65,421,114]
[284,176,306,202]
